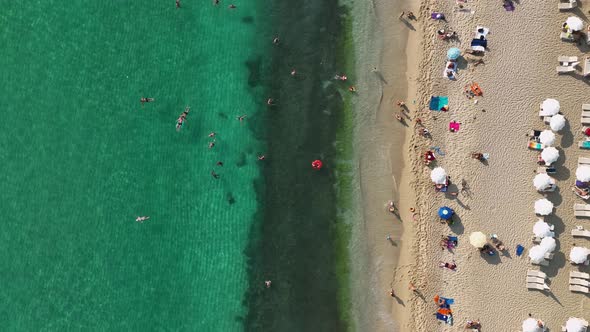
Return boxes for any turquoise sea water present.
[0,1,348,330]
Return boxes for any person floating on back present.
[141,97,154,105]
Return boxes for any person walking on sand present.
[136,216,150,223]
[389,288,395,297]
[408,282,417,293]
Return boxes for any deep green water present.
[0,1,349,331]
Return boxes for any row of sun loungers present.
[526,270,550,291]
[570,271,590,293]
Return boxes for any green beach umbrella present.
[447,47,461,60]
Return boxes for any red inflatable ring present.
[311,159,323,169]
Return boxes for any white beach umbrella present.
[550,114,566,131]
[566,16,584,32]
[534,198,554,215]
[542,98,560,115]
[529,245,548,264]
[540,237,556,253]
[469,232,487,248]
[576,165,590,182]
[570,247,590,264]
[430,167,447,184]
[565,317,586,332]
[533,173,554,191]
[541,147,559,165]
[539,130,556,146]
[533,219,553,238]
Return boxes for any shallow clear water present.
[0,1,349,330]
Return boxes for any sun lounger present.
[557,66,576,74]
[582,111,590,117]
[569,284,589,293]
[526,276,545,284]
[475,26,489,39]
[582,117,590,125]
[583,104,590,111]
[527,270,547,278]
[575,210,590,217]
[561,31,575,42]
[572,229,590,237]
[527,282,550,291]
[580,141,590,149]
[571,271,590,279]
[529,142,544,150]
[575,203,590,211]
[558,0,577,10]
[570,278,590,287]
[532,236,541,244]
[584,57,590,77]
[559,55,578,63]
[579,157,590,165]
[532,259,550,266]
[544,252,554,260]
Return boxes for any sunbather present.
[526,130,542,141]
[573,186,590,197]
[424,150,436,165]
[439,261,457,270]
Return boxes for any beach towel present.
[431,12,445,20]
[516,244,524,256]
[448,236,458,245]
[449,121,460,132]
[528,141,543,150]
[503,0,515,11]
[440,297,454,305]
[429,96,449,111]
[437,308,452,316]
[436,313,448,322]
[470,82,483,96]
[470,38,488,48]
[582,141,590,149]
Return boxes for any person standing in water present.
[140,97,154,105]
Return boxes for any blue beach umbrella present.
[438,206,454,220]
[447,47,461,60]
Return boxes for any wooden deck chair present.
[527,270,547,278]
[572,229,590,238]
[570,271,590,279]
[527,283,550,291]
[558,55,578,63]
[557,66,576,74]
[570,278,590,287]
[578,156,590,165]
[569,285,589,293]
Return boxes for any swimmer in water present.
[348,86,356,93]
[265,280,272,288]
[267,98,274,106]
[211,170,220,179]
[216,161,224,166]
[290,69,296,76]
[208,132,216,138]
[140,97,154,105]
[237,114,246,122]
[176,0,181,8]
[273,36,279,44]
[208,141,215,149]
[136,216,150,223]
[258,155,265,160]
[229,4,236,8]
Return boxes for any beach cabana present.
[550,114,566,132]
[523,318,546,332]
[541,147,559,165]
[535,198,554,215]
[541,98,560,115]
[576,165,590,182]
[570,247,590,264]
[566,16,584,32]
[438,206,454,220]
[539,130,556,146]
[430,167,447,184]
[533,219,553,238]
[564,317,588,332]
[533,173,555,191]
[540,237,556,253]
[447,47,461,60]
[469,232,487,248]
[529,245,548,264]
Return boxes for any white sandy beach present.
[353,0,590,331]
